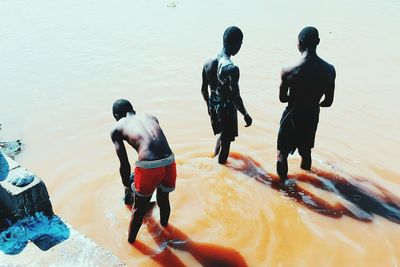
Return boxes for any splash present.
[0,212,70,255]
[227,152,400,223]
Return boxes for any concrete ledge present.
[0,152,126,265]
[0,153,53,226]
[0,153,19,175]
[0,222,126,266]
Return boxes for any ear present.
[297,41,303,52]
[316,38,320,45]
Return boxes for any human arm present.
[229,66,252,127]
[319,67,336,107]
[201,67,212,115]
[201,67,209,103]
[279,68,290,103]
[111,129,131,188]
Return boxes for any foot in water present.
[282,178,296,188]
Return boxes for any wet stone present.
[9,173,34,187]
[0,140,23,159]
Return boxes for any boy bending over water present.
[110,99,176,243]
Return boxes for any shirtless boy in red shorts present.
[110,99,176,243]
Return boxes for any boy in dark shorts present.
[201,26,253,164]
[277,27,336,184]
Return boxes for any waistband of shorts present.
[287,105,320,111]
[135,153,175,169]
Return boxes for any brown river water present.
[1,0,400,266]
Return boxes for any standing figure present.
[277,27,336,183]
[110,99,176,243]
[201,26,253,164]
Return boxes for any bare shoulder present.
[143,113,159,123]
[223,63,239,77]
[226,63,239,72]
[281,65,295,79]
[110,123,122,141]
[281,65,291,76]
[203,57,217,73]
[319,57,336,78]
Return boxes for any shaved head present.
[223,26,243,46]
[223,26,243,55]
[298,26,320,47]
[112,99,135,120]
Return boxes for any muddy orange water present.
[1,1,400,266]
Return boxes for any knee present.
[133,203,149,217]
[134,209,150,221]
[298,148,311,158]
[277,150,288,162]
[158,199,169,209]
[157,192,170,206]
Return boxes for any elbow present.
[279,95,288,103]
[232,95,241,104]
[320,101,333,107]
[201,90,208,102]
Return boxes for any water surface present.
[1,0,399,266]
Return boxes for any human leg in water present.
[213,135,221,157]
[299,147,312,171]
[128,194,151,243]
[156,189,171,227]
[277,150,289,181]
[218,139,231,164]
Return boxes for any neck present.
[126,111,136,116]
[301,47,317,57]
[221,47,232,57]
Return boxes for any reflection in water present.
[132,213,248,267]
[0,212,70,255]
[227,152,400,223]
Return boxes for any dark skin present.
[111,111,173,243]
[201,43,252,164]
[277,39,336,181]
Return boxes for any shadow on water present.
[131,209,248,267]
[0,212,70,255]
[227,152,400,224]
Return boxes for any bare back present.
[281,54,336,108]
[113,114,172,161]
[202,58,219,93]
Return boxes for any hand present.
[244,113,252,127]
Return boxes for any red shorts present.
[132,161,176,197]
